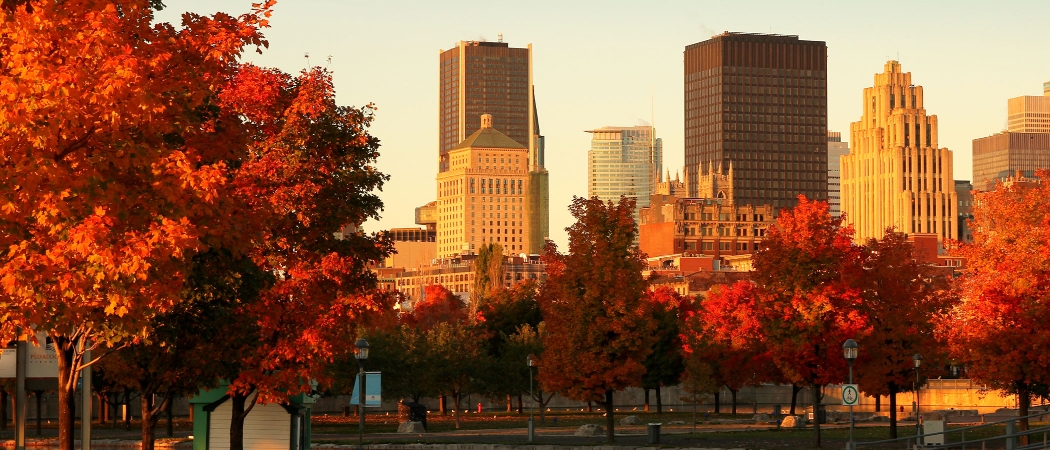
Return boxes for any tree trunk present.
[142,394,156,450]
[587,401,592,412]
[1018,384,1030,446]
[124,390,132,431]
[229,392,257,450]
[604,390,615,443]
[439,396,447,415]
[507,394,512,412]
[730,387,738,415]
[790,384,801,415]
[875,394,881,412]
[54,336,80,450]
[889,384,898,439]
[1,390,7,430]
[452,394,461,429]
[714,392,720,414]
[656,385,663,414]
[812,382,822,448]
[644,388,650,412]
[538,390,547,424]
[516,394,523,414]
[35,391,43,437]
[166,398,174,437]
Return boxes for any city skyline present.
[156,0,1050,248]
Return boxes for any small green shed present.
[189,384,315,450]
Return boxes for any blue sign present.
[349,372,381,407]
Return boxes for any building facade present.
[955,180,974,243]
[827,131,850,217]
[379,254,546,304]
[639,193,775,260]
[840,61,957,244]
[972,132,1050,192]
[439,40,548,251]
[380,227,436,270]
[436,114,534,259]
[586,126,662,214]
[1007,83,1050,133]
[684,32,828,209]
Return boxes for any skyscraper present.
[683,32,828,209]
[827,131,850,217]
[439,39,548,252]
[972,132,1050,191]
[586,125,662,214]
[840,61,957,244]
[1007,82,1050,133]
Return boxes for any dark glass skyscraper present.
[684,32,828,209]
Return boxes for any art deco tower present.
[840,61,957,243]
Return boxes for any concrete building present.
[684,32,828,209]
[639,193,775,260]
[1007,82,1050,133]
[586,125,662,216]
[827,131,850,217]
[380,227,436,270]
[439,39,549,253]
[972,132,1050,192]
[435,114,534,259]
[840,61,957,244]
[380,254,546,304]
[955,180,974,243]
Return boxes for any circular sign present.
[842,384,860,406]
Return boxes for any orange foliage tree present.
[750,196,866,448]
[0,2,271,449]
[947,173,1050,437]
[538,196,655,443]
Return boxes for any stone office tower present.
[684,32,828,210]
[841,61,957,244]
[439,39,548,253]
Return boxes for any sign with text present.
[841,384,860,406]
[0,332,60,378]
[349,372,382,407]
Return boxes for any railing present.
[855,412,1050,450]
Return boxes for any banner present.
[349,372,382,407]
[0,332,60,378]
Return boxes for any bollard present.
[647,423,662,444]
[1005,419,1016,450]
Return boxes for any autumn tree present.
[218,63,392,450]
[0,2,273,449]
[750,196,866,448]
[854,230,955,438]
[476,281,542,412]
[538,196,655,443]
[471,243,506,316]
[947,173,1050,439]
[641,287,687,414]
[96,250,267,450]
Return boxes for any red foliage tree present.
[406,284,468,330]
[750,196,867,448]
[538,196,655,443]
[641,287,687,414]
[218,63,391,450]
[854,230,955,438]
[946,173,1050,438]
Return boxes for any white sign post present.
[841,384,860,406]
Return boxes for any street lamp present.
[356,338,370,450]
[527,354,535,443]
[913,353,922,444]
[843,339,858,450]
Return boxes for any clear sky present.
[157,0,1050,248]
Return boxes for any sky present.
[157,0,1050,248]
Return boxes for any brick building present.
[639,193,775,260]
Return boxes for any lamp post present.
[913,353,922,445]
[527,354,535,443]
[356,338,370,450]
[843,339,858,450]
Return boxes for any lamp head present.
[913,353,922,368]
[527,354,535,367]
[355,338,370,361]
[842,339,858,362]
